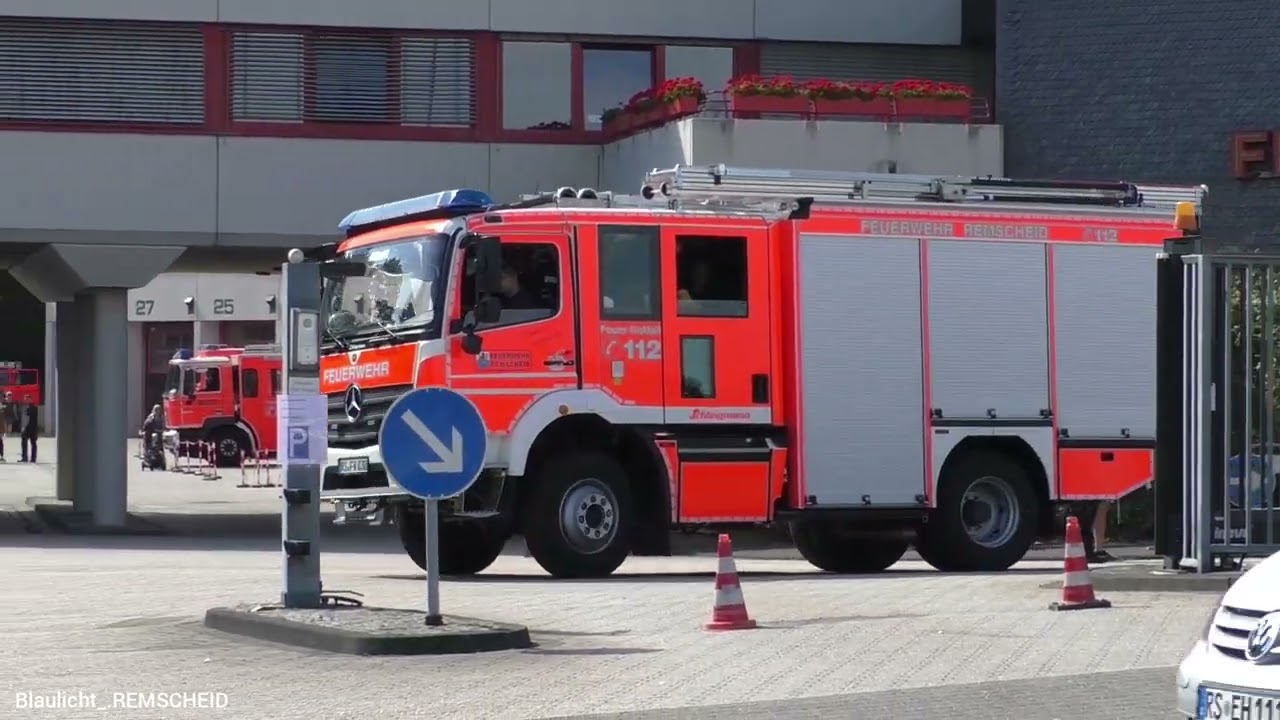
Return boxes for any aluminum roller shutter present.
[230,31,475,127]
[760,42,991,97]
[0,18,204,124]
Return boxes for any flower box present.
[662,95,700,122]
[729,94,810,116]
[602,112,633,138]
[892,97,971,120]
[811,97,894,118]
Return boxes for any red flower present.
[804,79,888,101]
[656,77,706,104]
[726,75,802,97]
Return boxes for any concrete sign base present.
[204,604,532,655]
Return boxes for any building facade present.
[6,0,1000,431]
[997,0,1280,243]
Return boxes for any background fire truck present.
[0,361,41,405]
[163,344,281,467]
[315,165,1205,578]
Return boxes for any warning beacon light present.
[338,189,494,237]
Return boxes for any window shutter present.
[0,18,204,124]
[230,30,474,127]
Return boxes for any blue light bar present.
[338,189,495,234]
[173,348,192,360]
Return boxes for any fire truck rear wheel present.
[210,428,248,468]
[918,450,1038,572]
[788,520,909,573]
[524,452,632,579]
[393,504,508,576]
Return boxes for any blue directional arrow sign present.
[378,387,488,501]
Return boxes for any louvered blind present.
[761,42,990,96]
[0,18,204,124]
[230,31,475,127]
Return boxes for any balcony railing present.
[603,90,992,142]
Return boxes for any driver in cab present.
[499,264,538,310]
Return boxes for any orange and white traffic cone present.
[1049,516,1111,611]
[706,534,757,631]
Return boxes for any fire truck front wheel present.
[789,520,909,573]
[209,428,249,468]
[393,504,508,576]
[524,452,632,579]
[917,450,1039,572]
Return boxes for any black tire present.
[393,504,509,576]
[524,452,633,579]
[917,450,1039,572]
[789,520,909,573]
[210,428,248,468]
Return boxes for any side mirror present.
[460,333,483,355]
[474,296,502,325]
[471,235,504,295]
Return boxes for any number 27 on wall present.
[624,339,661,361]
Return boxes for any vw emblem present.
[343,385,364,423]
[1246,612,1280,662]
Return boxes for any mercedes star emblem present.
[343,385,364,423]
[1246,612,1280,662]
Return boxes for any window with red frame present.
[228,29,476,127]
[581,45,656,129]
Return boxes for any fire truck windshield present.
[323,233,447,342]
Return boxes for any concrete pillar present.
[43,303,56,434]
[84,289,129,527]
[54,300,78,503]
[193,320,220,348]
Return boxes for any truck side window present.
[598,225,659,319]
[460,241,560,329]
[680,336,716,398]
[201,368,221,392]
[242,369,259,398]
[269,369,281,396]
[675,235,748,318]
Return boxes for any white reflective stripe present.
[451,372,576,380]
[718,556,738,575]
[1062,570,1093,587]
[715,585,745,607]
[1065,543,1086,559]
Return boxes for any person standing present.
[20,401,38,463]
[0,392,9,462]
[1075,500,1114,564]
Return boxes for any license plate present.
[337,457,369,475]
[1199,686,1280,719]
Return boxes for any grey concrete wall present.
[3,0,964,44]
[997,0,1280,243]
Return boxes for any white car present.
[1178,552,1280,718]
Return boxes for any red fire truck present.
[0,362,41,405]
[162,344,282,467]
[315,165,1205,578]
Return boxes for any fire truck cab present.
[163,344,282,466]
[317,165,1206,579]
[0,362,41,405]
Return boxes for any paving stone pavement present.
[0,532,1211,720]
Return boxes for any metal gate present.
[1156,238,1280,572]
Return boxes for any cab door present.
[446,232,579,435]
[659,224,772,424]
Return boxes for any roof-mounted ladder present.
[641,164,1207,212]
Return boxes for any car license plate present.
[1199,686,1280,719]
[337,457,369,475]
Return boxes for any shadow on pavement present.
[373,564,1059,584]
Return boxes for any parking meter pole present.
[281,257,323,609]
[425,499,443,626]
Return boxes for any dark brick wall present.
[997,0,1280,243]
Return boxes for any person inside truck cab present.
[200,368,220,392]
[499,264,538,310]
[677,259,711,301]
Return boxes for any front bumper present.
[321,445,406,501]
[1177,640,1280,717]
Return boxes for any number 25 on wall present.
[212,299,235,315]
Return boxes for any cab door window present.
[675,235,748,317]
[599,225,660,319]
[460,241,561,329]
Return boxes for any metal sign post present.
[378,387,487,625]
[279,251,327,607]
